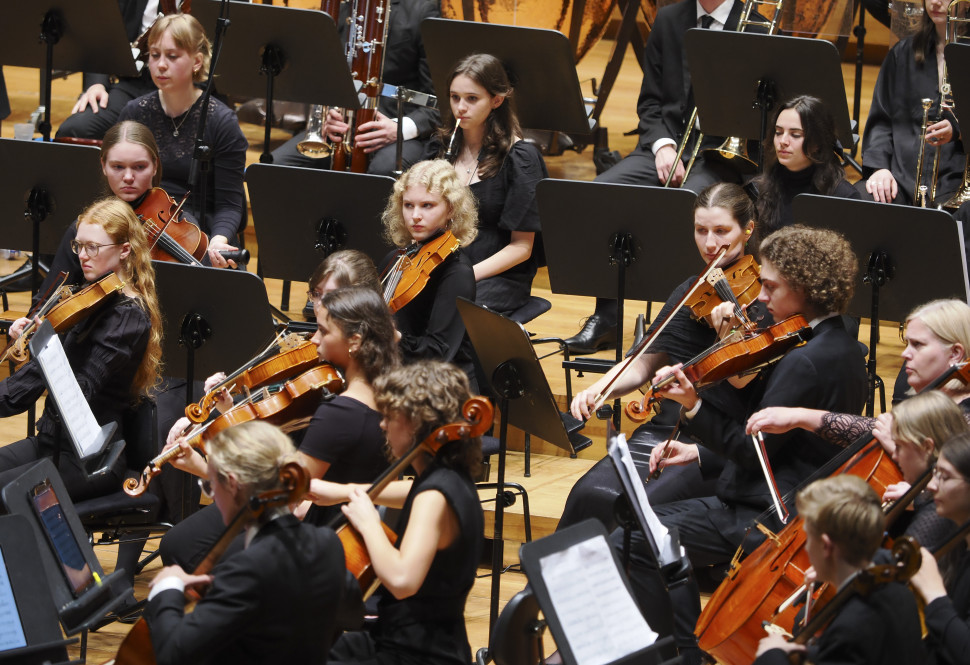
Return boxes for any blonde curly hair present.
[381,160,478,248]
[759,225,857,315]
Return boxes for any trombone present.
[920,0,970,208]
[664,0,784,188]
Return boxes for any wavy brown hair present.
[437,53,521,179]
[78,197,163,396]
[308,250,381,295]
[319,286,399,384]
[759,225,857,315]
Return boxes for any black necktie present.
[700,14,715,28]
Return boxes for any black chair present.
[73,398,174,583]
[475,589,543,665]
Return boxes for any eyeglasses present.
[70,240,125,258]
[198,477,214,499]
[306,289,324,308]
[932,466,968,484]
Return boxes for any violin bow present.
[591,246,730,412]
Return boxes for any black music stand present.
[0,139,102,295]
[518,519,679,665]
[793,194,969,415]
[153,262,277,405]
[2,459,132,638]
[686,31,855,167]
[0,514,77,664]
[421,18,591,135]
[536,180,697,424]
[456,298,588,646]
[192,0,358,164]
[0,0,136,141]
[245,164,396,310]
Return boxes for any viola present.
[382,231,461,313]
[684,254,761,322]
[1,272,126,365]
[335,396,493,593]
[625,314,811,423]
[134,187,209,266]
[113,459,306,665]
[185,333,320,423]
[123,363,343,497]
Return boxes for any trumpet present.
[665,0,783,187]
[297,105,332,158]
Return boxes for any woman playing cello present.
[142,420,351,665]
[0,197,162,500]
[307,360,484,665]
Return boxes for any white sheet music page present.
[608,431,684,567]
[35,332,102,457]
[539,534,657,665]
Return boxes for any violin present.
[113,459,306,665]
[334,396,493,594]
[1,272,126,365]
[625,314,811,423]
[185,333,320,423]
[684,254,761,322]
[123,363,343,497]
[382,231,461,313]
[134,187,209,266]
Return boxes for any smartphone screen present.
[30,480,94,597]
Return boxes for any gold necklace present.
[170,109,190,137]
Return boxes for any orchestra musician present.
[380,159,477,380]
[564,0,759,354]
[746,299,970,448]
[117,13,247,268]
[563,182,758,531]
[617,225,866,665]
[271,0,441,176]
[0,197,162,501]
[859,0,966,206]
[753,475,927,664]
[143,420,352,665]
[306,360,484,665]
[19,120,162,315]
[875,390,969,549]
[911,431,970,665]
[159,285,400,570]
[748,95,861,240]
[434,53,548,316]
[55,0,181,141]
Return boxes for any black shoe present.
[564,314,617,355]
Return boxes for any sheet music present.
[0,548,27,652]
[539,535,657,665]
[608,431,684,567]
[35,332,102,457]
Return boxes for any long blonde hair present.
[148,13,212,82]
[906,299,970,393]
[77,197,163,396]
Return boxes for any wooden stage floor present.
[0,33,895,664]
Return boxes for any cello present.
[694,362,970,664]
[110,460,310,665]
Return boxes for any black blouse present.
[118,92,248,241]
